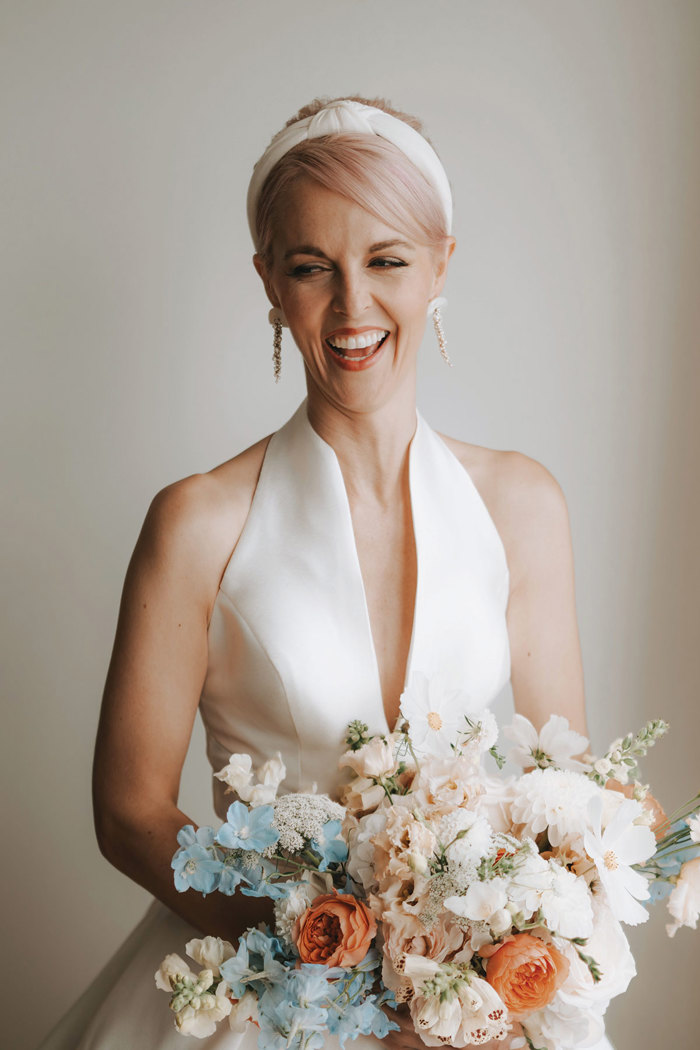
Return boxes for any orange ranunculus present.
[485,933,569,1019]
[293,892,377,968]
[606,779,668,840]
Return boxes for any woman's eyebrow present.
[284,239,415,260]
[368,239,415,252]
[283,245,328,260]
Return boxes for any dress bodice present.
[199,400,511,818]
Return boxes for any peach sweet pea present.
[484,932,569,1019]
[293,891,377,968]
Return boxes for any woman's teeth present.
[326,330,389,360]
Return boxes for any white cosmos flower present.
[510,768,599,847]
[666,856,700,937]
[504,714,589,772]
[583,794,656,925]
[399,672,471,758]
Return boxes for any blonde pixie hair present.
[254,96,451,266]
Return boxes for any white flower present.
[155,953,194,992]
[228,988,258,1032]
[214,753,254,798]
[510,768,599,847]
[507,846,552,916]
[686,813,700,845]
[346,810,387,892]
[666,856,700,936]
[456,975,509,1045]
[274,878,326,948]
[445,878,508,922]
[174,980,232,1038]
[271,792,344,852]
[460,709,499,755]
[400,672,472,758]
[185,937,235,976]
[525,995,605,1050]
[340,736,398,779]
[583,794,656,925]
[557,895,636,1009]
[539,862,594,939]
[504,713,589,772]
[439,810,493,867]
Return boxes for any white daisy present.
[399,672,470,758]
[583,794,656,925]
[504,713,589,772]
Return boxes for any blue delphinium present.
[171,825,222,894]
[216,801,280,852]
[310,818,348,871]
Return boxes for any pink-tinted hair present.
[255,133,450,265]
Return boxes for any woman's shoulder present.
[437,433,570,586]
[139,434,273,619]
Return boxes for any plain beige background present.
[2,1,699,1048]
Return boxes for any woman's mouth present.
[324,329,390,367]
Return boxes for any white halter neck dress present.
[38,400,612,1050]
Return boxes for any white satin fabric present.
[37,400,612,1050]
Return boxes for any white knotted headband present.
[246,99,453,249]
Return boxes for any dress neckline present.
[301,401,422,734]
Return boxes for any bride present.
[39,96,613,1050]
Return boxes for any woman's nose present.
[331,271,371,318]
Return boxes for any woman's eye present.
[369,257,407,269]
[288,263,329,277]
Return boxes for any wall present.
[2,2,698,1047]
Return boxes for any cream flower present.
[686,813,700,845]
[340,736,398,779]
[510,769,599,847]
[666,856,700,936]
[504,714,589,772]
[556,895,636,1009]
[439,810,493,868]
[583,794,656,925]
[155,953,194,992]
[213,753,254,798]
[185,937,236,976]
[346,810,388,893]
[400,672,471,758]
[445,878,508,922]
[539,863,593,940]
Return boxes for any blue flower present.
[171,825,222,894]
[220,940,258,998]
[257,982,327,1050]
[217,855,244,896]
[310,819,348,871]
[215,801,280,852]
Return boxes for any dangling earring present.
[268,308,287,383]
[427,297,451,367]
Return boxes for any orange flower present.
[485,933,569,1019]
[293,892,377,968]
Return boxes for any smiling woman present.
[38,95,610,1050]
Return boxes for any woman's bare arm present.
[496,451,588,737]
[93,451,271,942]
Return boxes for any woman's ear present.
[253,252,282,309]
[431,237,457,298]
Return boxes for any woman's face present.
[255,177,454,413]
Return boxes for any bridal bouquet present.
[156,676,700,1050]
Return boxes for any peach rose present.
[292,891,376,968]
[485,933,569,1019]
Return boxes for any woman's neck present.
[305,380,418,505]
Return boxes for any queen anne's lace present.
[272,793,345,853]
